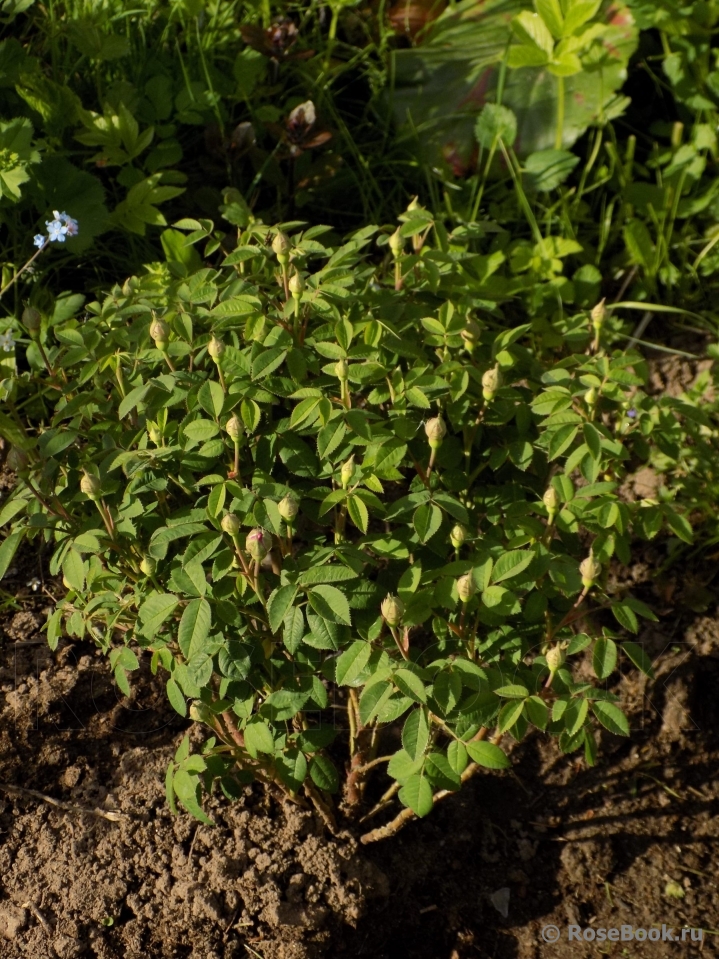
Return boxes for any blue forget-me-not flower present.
[35,211,79,249]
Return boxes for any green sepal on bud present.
[6,446,29,472]
[543,486,559,517]
[272,231,291,264]
[221,512,241,537]
[147,423,162,446]
[545,643,567,675]
[80,471,102,500]
[482,364,502,402]
[288,271,304,298]
[207,335,225,360]
[225,414,242,442]
[149,317,170,352]
[278,492,299,524]
[139,556,156,577]
[246,527,272,561]
[388,227,404,259]
[381,593,404,627]
[579,552,602,588]
[424,415,447,450]
[456,572,477,604]
[450,523,467,549]
[341,454,356,489]
[21,306,41,339]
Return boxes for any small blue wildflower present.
[61,213,79,237]
[46,218,66,242]
[627,408,637,419]
[0,331,15,352]
[33,234,46,249]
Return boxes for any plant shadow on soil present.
[0,535,718,959]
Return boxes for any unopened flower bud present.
[585,386,598,408]
[450,524,466,549]
[207,335,225,359]
[22,306,41,337]
[591,298,606,330]
[6,446,29,472]
[341,455,356,489]
[456,572,476,604]
[288,272,304,297]
[221,512,241,537]
[388,227,403,258]
[424,415,447,450]
[272,231,291,263]
[278,492,299,524]
[225,414,242,442]
[381,593,404,627]
[579,553,601,588]
[482,364,503,402]
[336,357,349,381]
[543,486,559,516]
[80,471,101,500]
[246,527,272,561]
[545,643,566,674]
[140,556,156,576]
[189,701,212,724]
[148,424,162,446]
[460,318,481,353]
[407,196,421,213]
[150,317,169,351]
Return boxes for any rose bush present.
[0,205,703,840]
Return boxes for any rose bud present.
[22,306,41,338]
[221,513,241,537]
[450,524,466,549]
[381,593,404,627]
[189,701,212,724]
[579,553,602,588]
[288,271,305,297]
[6,446,29,472]
[456,572,476,604]
[591,298,606,330]
[225,414,242,442]
[148,424,162,446]
[139,556,156,576]
[388,227,404,258]
[80,471,101,500]
[336,357,349,382]
[341,454,356,489]
[482,364,502,402]
[424,415,447,450]
[272,231,291,264]
[460,318,481,353]
[149,317,170,352]
[278,492,299,524]
[543,486,559,516]
[207,335,225,359]
[545,644,566,674]
[246,527,272,561]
